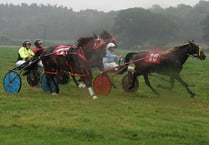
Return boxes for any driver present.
[33,39,44,67]
[16,40,34,67]
[103,42,122,71]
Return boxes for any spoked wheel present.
[27,70,41,87]
[3,71,22,93]
[122,72,139,93]
[41,74,57,93]
[93,74,112,96]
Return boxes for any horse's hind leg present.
[174,74,196,98]
[143,73,159,96]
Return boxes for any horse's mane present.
[164,43,190,54]
[100,30,112,39]
[77,36,95,47]
[41,45,57,55]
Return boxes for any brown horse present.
[122,41,206,97]
[40,31,115,99]
[70,30,117,87]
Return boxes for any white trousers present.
[16,60,25,67]
[38,60,43,67]
[16,60,43,68]
[104,62,118,71]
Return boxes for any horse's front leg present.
[128,72,138,90]
[71,76,80,87]
[174,74,196,98]
[81,76,97,100]
[143,73,159,96]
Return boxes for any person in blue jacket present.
[103,42,122,71]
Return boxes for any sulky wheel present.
[41,74,57,93]
[3,71,22,93]
[27,70,41,87]
[93,74,112,96]
[121,72,139,93]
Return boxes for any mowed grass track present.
[0,46,209,145]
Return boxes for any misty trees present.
[0,2,209,48]
[113,8,177,48]
[202,15,209,42]
[197,1,209,42]
[0,3,114,42]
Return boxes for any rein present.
[101,57,146,75]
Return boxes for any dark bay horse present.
[72,30,117,87]
[122,41,206,97]
[40,31,115,99]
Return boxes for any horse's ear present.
[102,30,110,35]
[93,33,98,38]
[188,40,192,45]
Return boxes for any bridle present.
[93,37,116,50]
[188,43,202,58]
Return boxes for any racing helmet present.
[22,40,31,47]
[34,39,43,47]
[106,42,116,50]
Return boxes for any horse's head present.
[76,31,117,70]
[76,35,106,70]
[188,41,206,60]
[91,31,118,70]
[77,36,95,49]
[100,30,117,47]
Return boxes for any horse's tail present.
[118,52,137,74]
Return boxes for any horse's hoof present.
[92,96,98,100]
[51,92,58,96]
[79,83,86,88]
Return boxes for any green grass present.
[0,46,209,145]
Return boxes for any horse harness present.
[44,37,109,77]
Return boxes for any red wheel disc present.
[93,74,112,96]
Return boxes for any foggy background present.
[0,1,209,49]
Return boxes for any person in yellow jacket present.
[16,40,35,67]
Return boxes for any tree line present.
[0,1,209,49]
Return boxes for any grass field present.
[0,46,209,145]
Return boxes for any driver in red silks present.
[33,39,44,67]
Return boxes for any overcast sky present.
[0,0,207,12]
